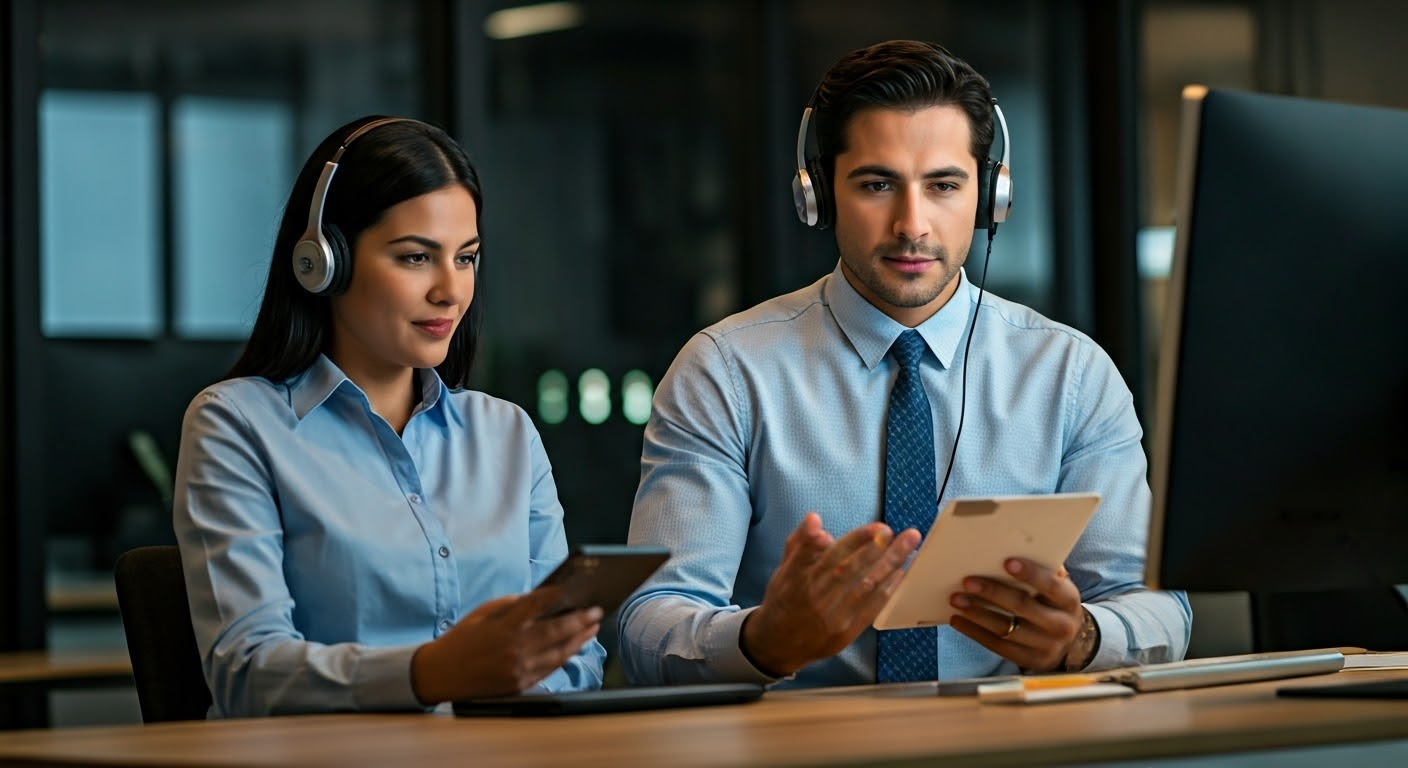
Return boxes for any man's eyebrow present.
[845,165,971,181]
[385,234,482,249]
[846,165,900,181]
[924,166,970,181]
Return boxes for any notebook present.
[452,682,765,717]
[972,649,1347,705]
[1104,648,1344,692]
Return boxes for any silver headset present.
[291,117,416,295]
[792,96,1012,233]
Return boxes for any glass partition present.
[40,90,162,338]
[171,96,295,339]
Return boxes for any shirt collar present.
[824,261,974,371]
[288,354,448,421]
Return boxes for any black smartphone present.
[535,544,670,618]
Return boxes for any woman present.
[173,116,604,718]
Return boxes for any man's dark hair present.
[814,40,994,184]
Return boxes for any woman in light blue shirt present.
[173,117,605,718]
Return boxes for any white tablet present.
[872,492,1101,631]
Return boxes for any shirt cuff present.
[352,644,426,711]
[1081,602,1129,672]
[705,606,792,685]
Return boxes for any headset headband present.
[301,117,409,247]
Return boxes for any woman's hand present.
[410,586,601,705]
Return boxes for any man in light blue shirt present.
[619,41,1190,688]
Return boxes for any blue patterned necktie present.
[877,329,938,683]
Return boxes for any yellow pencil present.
[1021,674,1100,690]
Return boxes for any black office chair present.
[114,545,212,723]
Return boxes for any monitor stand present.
[1252,587,1408,653]
[1256,587,1408,700]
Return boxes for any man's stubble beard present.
[839,237,968,310]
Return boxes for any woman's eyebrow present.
[384,234,481,249]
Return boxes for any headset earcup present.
[793,171,817,227]
[975,157,996,231]
[990,164,1012,226]
[322,223,352,296]
[292,233,335,294]
[808,155,832,230]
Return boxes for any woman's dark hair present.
[814,40,994,187]
[226,116,484,387]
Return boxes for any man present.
[618,40,1190,688]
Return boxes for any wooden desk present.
[0,651,132,690]
[46,576,120,615]
[0,670,1404,767]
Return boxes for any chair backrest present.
[114,545,212,722]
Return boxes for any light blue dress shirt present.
[619,264,1191,688]
[174,355,605,717]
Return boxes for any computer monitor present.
[1146,87,1408,648]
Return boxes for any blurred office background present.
[3,0,1405,727]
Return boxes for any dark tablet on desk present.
[1276,678,1408,699]
[453,683,765,717]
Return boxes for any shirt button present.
[408,493,422,504]
[439,619,451,632]
[438,546,450,558]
